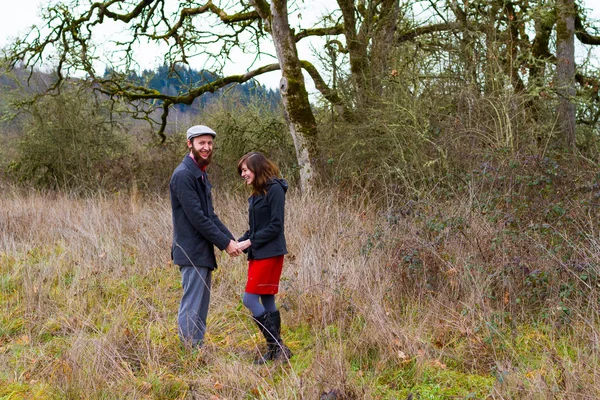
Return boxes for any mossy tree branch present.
[574,4,600,45]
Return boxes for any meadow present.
[1,177,599,399]
[2,1,599,396]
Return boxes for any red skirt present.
[245,255,284,294]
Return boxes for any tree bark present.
[337,0,369,107]
[254,0,318,191]
[369,0,400,94]
[556,0,576,149]
[337,0,399,108]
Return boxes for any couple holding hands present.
[170,125,292,364]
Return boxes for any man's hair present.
[237,152,280,195]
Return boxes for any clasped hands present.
[225,239,251,257]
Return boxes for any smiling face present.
[187,134,214,166]
[240,162,255,186]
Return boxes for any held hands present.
[225,239,251,257]
[225,240,242,257]
[237,239,251,252]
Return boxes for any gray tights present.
[243,292,277,317]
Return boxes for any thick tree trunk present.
[253,0,318,191]
[337,0,369,107]
[369,0,399,93]
[556,0,577,149]
[337,0,399,108]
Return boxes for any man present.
[170,124,241,348]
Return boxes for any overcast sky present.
[1,0,599,90]
[0,0,337,91]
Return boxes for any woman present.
[237,151,292,363]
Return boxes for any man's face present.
[188,135,214,165]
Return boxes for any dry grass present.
[1,184,599,399]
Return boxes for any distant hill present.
[0,66,55,93]
[0,67,56,131]
[0,64,281,119]
[104,63,281,112]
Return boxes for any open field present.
[1,185,599,399]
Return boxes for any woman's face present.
[240,162,255,186]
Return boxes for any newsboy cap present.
[186,125,216,140]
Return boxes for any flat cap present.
[186,125,216,140]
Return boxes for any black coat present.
[238,178,288,260]
[170,155,234,269]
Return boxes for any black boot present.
[267,310,292,361]
[252,312,277,364]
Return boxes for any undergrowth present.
[1,156,599,399]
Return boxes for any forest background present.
[1,0,600,398]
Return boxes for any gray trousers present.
[178,266,212,347]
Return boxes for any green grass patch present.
[0,381,55,399]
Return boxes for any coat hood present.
[269,177,288,193]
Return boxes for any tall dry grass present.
[1,184,599,399]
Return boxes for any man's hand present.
[225,240,242,257]
[237,239,251,251]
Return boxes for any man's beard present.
[191,147,212,168]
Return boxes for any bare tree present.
[4,0,338,190]
[4,0,600,182]
[404,0,599,148]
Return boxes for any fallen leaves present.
[431,359,447,369]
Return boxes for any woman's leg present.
[245,292,277,363]
[243,292,265,317]
[260,294,292,361]
[260,294,277,313]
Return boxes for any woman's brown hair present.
[237,152,281,196]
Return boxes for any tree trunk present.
[369,0,400,94]
[253,0,318,192]
[556,0,576,149]
[337,0,399,108]
[337,0,369,107]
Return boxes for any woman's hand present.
[237,239,251,251]
[226,240,242,257]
